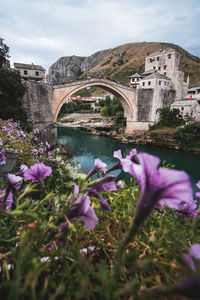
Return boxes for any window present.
[168,54,171,59]
[157,57,159,61]
[153,66,156,70]
[159,81,161,85]
[142,82,145,86]
[158,67,161,71]
[181,107,184,111]
[24,70,28,75]
[163,65,167,70]
[35,71,39,76]
[148,81,151,86]
[164,81,166,86]
[164,72,166,75]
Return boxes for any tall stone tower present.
[145,48,189,100]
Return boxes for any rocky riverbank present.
[78,126,200,155]
[57,114,200,155]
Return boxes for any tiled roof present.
[146,48,175,58]
[141,70,154,76]
[129,73,141,78]
[141,73,171,81]
[188,86,200,92]
[14,63,45,71]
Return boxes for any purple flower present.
[183,244,200,271]
[174,274,200,299]
[0,151,6,165]
[39,148,44,154]
[15,164,28,177]
[7,173,23,190]
[19,130,26,137]
[116,180,124,189]
[125,152,193,226]
[87,158,107,178]
[59,193,98,232]
[45,141,50,149]
[196,181,200,199]
[24,162,52,183]
[87,175,117,210]
[33,136,38,142]
[0,189,13,210]
[176,199,197,218]
[32,148,38,155]
[34,128,39,134]
[47,152,51,159]
[107,149,137,173]
[0,138,2,146]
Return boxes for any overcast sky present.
[1,0,200,72]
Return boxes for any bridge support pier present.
[126,121,150,132]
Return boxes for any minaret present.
[186,75,190,88]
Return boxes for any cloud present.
[0,0,200,70]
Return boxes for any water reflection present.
[58,126,200,195]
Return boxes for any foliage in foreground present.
[174,122,200,150]
[0,119,200,299]
[150,108,185,130]
[0,38,28,128]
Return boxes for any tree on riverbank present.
[0,38,27,127]
[100,96,125,125]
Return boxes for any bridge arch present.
[52,79,136,124]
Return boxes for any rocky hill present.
[47,42,200,87]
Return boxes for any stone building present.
[14,63,46,82]
[130,48,189,100]
[128,48,199,125]
[171,86,200,121]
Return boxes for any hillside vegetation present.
[48,42,200,87]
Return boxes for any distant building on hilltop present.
[14,63,46,82]
[130,48,189,101]
[128,48,200,123]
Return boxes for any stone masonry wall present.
[137,88,154,121]
[22,81,53,128]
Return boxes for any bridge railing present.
[52,77,135,91]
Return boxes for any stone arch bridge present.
[22,78,156,132]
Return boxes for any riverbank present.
[57,114,200,155]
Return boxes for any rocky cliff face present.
[47,42,200,87]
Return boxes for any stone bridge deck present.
[53,77,135,92]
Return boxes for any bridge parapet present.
[53,78,135,92]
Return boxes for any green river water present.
[57,126,200,197]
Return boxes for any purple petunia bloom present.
[34,128,39,134]
[124,152,193,226]
[0,189,13,210]
[182,243,200,271]
[196,181,200,200]
[0,150,6,165]
[87,175,117,210]
[24,162,52,183]
[87,158,107,178]
[174,274,200,299]
[33,136,38,142]
[32,148,38,156]
[0,138,2,145]
[7,173,23,190]
[45,141,51,149]
[174,244,200,298]
[59,192,98,232]
[15,164,28,177]
[107,149,137,173]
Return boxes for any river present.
[57,126,200,196]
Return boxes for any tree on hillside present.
[0,38,27,127]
